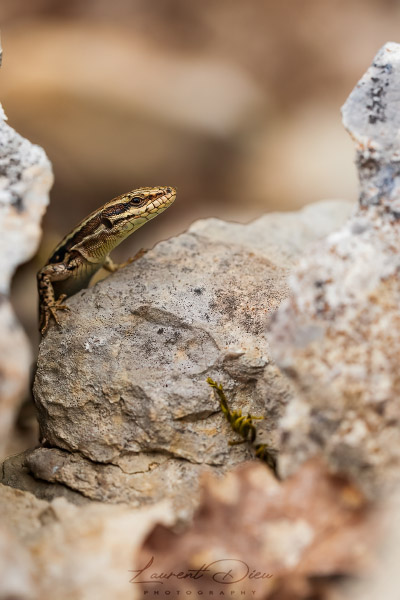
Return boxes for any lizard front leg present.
[102,248,147,273]
[37,264,72,335]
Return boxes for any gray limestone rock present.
[1,450,91,506]
[270,42,400,497]
[0,103,53,457]
[24,447,217,518]
[31,199,353,508]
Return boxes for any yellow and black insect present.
[207,377,277,474]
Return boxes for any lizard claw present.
[130,247,148,262]
[40,295,70,335]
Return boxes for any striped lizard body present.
[37,186,176,334]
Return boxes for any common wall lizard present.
[37,186,176,334]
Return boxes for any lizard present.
[37,185,176,335]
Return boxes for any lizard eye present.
[130,196,143,205]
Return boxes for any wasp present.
[207,377,277,474]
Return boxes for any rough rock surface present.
[0,54,53,600]
[0,102,53,457]
[31,199,353,508]
[270,42,400,497]
[24,446,216,515]
[1,450,91,505]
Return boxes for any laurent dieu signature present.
[129,557,273,585]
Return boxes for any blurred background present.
[2,0,400,344]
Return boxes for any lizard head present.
[100,186,176,232]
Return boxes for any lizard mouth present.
[148,187,176,214]
[162,186,176,204]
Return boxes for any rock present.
[31,199,353,509]
[349,489,400,600]
[28,498,175,600]
[0,483,50,541]
[0,485,46,599]
[0,39,53,600]
[1,450,91,506]
[0,481,175,600]
[270,42,400,497]
[0,523,37,599]
[25,447,217,518]
[139,459,378,600]
[0,458,384,600]
[0,95,53,457]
